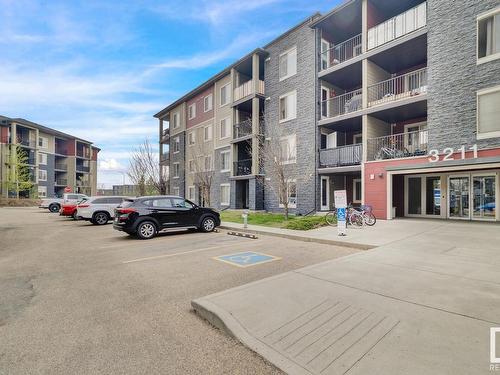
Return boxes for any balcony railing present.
[321,89,362,119]
[55,163,67,171]
[368,67,427,107]
[55,147,68,156]
[367,2,427,50]
[55,178,67,186]
[76,165,90,173]
[77,148,91,158]
[160,152,170,162]
[367,129,428,161]
[234,159,252,176]
[17,138,36,148]
[161,128,170,143]
[319,144,362,168]
[233,80,265,102]
[320,33,362,71]
[233,119,253,139]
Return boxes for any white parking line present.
[122,241,262,264]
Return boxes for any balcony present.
[321,89,362,120]
[320,34,362,71]
[17,138,36,148]
[161,128,170,143]
[319,144,362,168]
[367,2,427,51]
[367,129,428,161]
[368,67,427,107]
[55,178,67,186]
[55,163,67,171]
[234,159,252,176]
[76,165,90,173]
[55,147,68,156]
[233,80,265,102]
[160,152,170,163]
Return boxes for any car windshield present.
[77,198,87,204]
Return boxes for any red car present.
[59,198,88,219]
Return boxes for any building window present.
[172,112,179,129]
[279,135,297,164]
[220,150,230,172]
[279,180,297,208]
[353,179,362,203]
[38,136,48,149]
[220,184,230,206]
[279,91,297,122]
[188,131,196,146]
[38,152,47,165]
[38,185,47,198]
[204,94,213,112]
[173,137,180,153]
[220,117,230,139]
[188,104,196,120]
[204,155,212,171]
[173,163,180,178]
[188,159,194,173]
[204,125,212,141]
[220,83,230,106]
[172,187,180,196]
[279,46,297,81]
[478,7,500,63]
[38,169,47,181]
[188,186,195,201]
[477,86,500,139]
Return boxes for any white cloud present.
[99,158,125,171]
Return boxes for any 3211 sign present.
[428,144,478,163]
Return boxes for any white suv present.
[76,196,128,225]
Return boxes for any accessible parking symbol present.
[214,251,281,268]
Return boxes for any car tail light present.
[116,208,136,221]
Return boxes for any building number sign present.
[428,144,478,163]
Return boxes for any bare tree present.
[190,141,214,207]
[128,139,166,196]
[260,125,297,220]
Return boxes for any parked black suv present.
[113,195,220,239]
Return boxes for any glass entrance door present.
[320,176,330,211]
[473,175,496,220]
[448,176,470,219]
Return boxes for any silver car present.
[76,196,129,225]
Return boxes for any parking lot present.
[0,207,357,374]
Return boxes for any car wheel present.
[49,203,60,213]
[136,221,157,240]
[92,212,109,225]
[200,216,216,233]
[72,211,78,220]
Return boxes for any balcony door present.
[404,122,427,154]
[320,176,330,211]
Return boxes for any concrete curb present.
[191,298,314,375]
[219,225,374,251]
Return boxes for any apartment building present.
[156,0,500,222]
[0,116,100,198]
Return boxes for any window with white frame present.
[220,83,230,106]
[477,86,500,139]
[172,187,180,196]
[188,159,195,173]
[188,186,195,201]
[279,91,297,122]
[204,155,212,171]
[220,150,230,172]
[220,184,230,206]
[279,46,297,81]
[38,152,47,165]
[279,135,297,164]
[188,104,196,120]
[220,117,230,139]
[38,185,47,198]
[188,131,196,146]
[353,179,362,203]
[279,179,297,208]
[173,136,180,153]
[478,7,500,62]
[38,169,47,181]
[173,163,180,178]
[38,136,48,149]
[204,125,212,141]
[204,94,213,112]
[172,112,180,129]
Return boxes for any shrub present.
[0,198,41,207]
[285,216,329,230]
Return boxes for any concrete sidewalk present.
[194,220,500,374]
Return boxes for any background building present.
[0,115,100,198]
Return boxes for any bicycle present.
[355,205,377,226]
[325,205,365,227]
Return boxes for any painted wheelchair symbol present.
[214,251,281,268]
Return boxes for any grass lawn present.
[220,211,333,231]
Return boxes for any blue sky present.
[0,0,340,187]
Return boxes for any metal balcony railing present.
[161,128,170,143]
[55,163,67,171]
[321,89,362,119]
[160,152,170,162]
[17,138,36,148]
[233,80,265,102]
[320,33,362,71]
[55,147,68,156]
[76,165,90,173]
[367,129,428,161]
[77,148,91,158]
[367,2,427,50]
[319,144,362,167]
[55,178,67,186]
[368,67,427,107]
[234,159,252,176]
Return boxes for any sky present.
[0,0,340,188]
